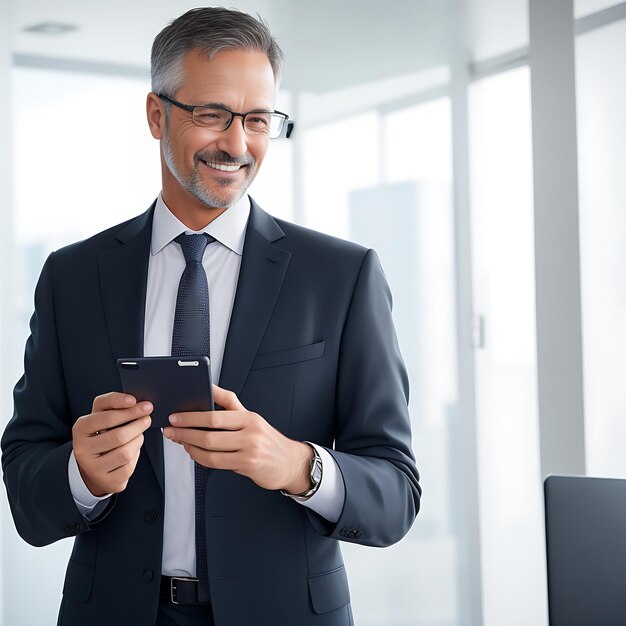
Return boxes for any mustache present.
[196,150,255,167]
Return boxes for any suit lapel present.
[219,199,291,396]
[99,202,164,493]
[99,206,153,360]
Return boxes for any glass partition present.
[576,19,626,477]
[469,66,547,626]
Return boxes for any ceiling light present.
[23,22,78,36]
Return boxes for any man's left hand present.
[163,384,313,494]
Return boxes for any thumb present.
[212,383,246,411]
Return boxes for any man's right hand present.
[72,392,152,497]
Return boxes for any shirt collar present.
[151,192,250,256]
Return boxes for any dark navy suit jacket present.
[2,198,420,626]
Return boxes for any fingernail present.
[143,403,152,412]
[163,428,173,438]
[125,396,135,405]
[169,414,179,424]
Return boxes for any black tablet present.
[116,356,214,429]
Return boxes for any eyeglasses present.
[157,94,289,139]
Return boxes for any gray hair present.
[151,7,285,97]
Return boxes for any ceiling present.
[11,0,451,93]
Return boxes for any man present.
[2,8,420,626]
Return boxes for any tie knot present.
[174,233,216,263]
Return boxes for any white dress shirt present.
[68,193,345,577]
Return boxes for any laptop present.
[544,474,626,626]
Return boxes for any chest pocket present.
[251,340,325,370]
[242,340,325,436]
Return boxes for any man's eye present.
[246,115,270,127]
[195,109,228,123]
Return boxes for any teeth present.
[205,161,242,172]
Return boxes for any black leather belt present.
[160,576,212,606]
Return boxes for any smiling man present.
[2,8,420,626]
[154,47,276,224]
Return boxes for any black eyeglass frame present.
[157,93,289,138]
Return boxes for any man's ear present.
[146,92,165,140]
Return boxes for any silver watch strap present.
[280,443,323,501]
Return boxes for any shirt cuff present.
[68,450,112,520]
[294,442,345,523]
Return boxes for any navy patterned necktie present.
[171,232,215,593]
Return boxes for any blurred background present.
[1,0,625,624]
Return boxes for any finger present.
[183,444,241,471]
[164,427,242,452]
[91,416,151,455]
[105,445,142,476]
[101,450,141,493]
[212,384,246,411]
[76,402,153,437]
[168,409,246,431]
[94,433,145,474]
[92,392,137,413]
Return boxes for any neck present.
[161,188,229,230]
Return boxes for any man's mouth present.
[201,160,245,172]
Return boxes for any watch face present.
[311,458,323,484]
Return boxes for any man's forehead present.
[177,48,277,102]
[182,47,274,78]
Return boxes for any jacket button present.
[339,527,347,537]
[145,509,157,523]
[143,569,154,582]
[354,530,362,538]
[347,530,355,538]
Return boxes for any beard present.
[162,130,257,209]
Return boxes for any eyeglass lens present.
[192,107,285,137]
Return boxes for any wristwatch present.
[281,443,323,502]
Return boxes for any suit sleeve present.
[1,253,113,547]
[306,248,421,546]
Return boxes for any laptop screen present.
[544,475,626,626]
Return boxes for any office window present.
[382,98,460,626]
[302,112,380,240]
[469,66,548,626]
[301,96,463,624]
[576,19,626,477]
[467,0,529,63]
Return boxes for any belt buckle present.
[170,576,198,605]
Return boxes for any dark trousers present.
[155,598,216,626]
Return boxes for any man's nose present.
[215,116,248,158]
